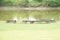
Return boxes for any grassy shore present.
[0,21,60,40]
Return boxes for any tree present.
[18,0,29,7]
[0,0,4,6]
[28,0,42,7]
[34,0,42,2]
[4,1,13,6]
[45,0,60,7]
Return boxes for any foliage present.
[47,0,60,7]
[28,0,42,7]
[0,0,4,6]
[0,0,60,7]
[18,0,29,7]
[34,0,42,2]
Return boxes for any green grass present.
[0,21,60,40]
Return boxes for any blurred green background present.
[0,0,60,7]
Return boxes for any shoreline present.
[0,7,60,11]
